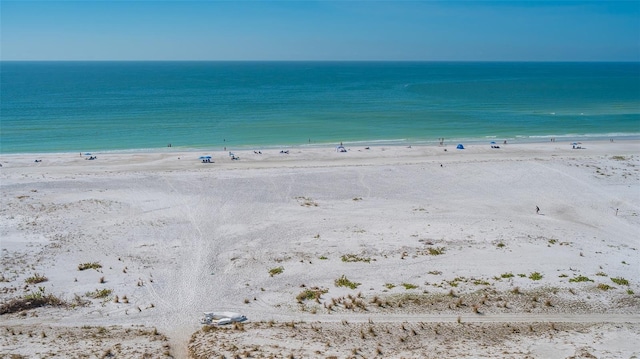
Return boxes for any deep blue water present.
[1,61,639,154]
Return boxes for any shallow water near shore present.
[2,61,639,154]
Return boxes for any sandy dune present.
[1,140,639,358]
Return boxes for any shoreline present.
[1,138,639,358]
[1,134,639,157]
[1,137,638,161]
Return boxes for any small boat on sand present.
[200,311,247,325]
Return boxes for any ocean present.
[1,61,639,154]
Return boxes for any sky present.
[1,1,639,61]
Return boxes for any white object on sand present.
[200,311,247,325]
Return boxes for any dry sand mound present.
[0,324,171,358]
[188,321,640,359]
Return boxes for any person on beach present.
[536,206,540,214]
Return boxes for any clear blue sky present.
[1,1,639,61]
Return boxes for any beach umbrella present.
[84,153,92,156]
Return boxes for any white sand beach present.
[1,140,639,358]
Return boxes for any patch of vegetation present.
[473,279,490,286]
[517,273,526,278]
[319,256,328,260]
[569,275,593,283]
[25,273,48,284]
[78,262,102,271]
[595,272,607,276]
[446,277,467,287]
[501,272,514,279]
[427,247,446,255]
[295,196,318,207]
[268,266,284,277]
[597,283,614,291]
[401,283,418,290]
[496,242,505,248]
[296,287,328,302]
[548,239,557,245]
[201,324,219,333]
[528,272,543,281]
[384,283,396,290]
[611,277,629,286]
[611,155,626,161]
[335,275,360,289]
[427,270,442,275]
[0,289,65,314]
[87,288,112,299]
[627,289,634,295]
[558,274,568,278]
[341,254,371,263]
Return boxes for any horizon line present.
[2,59,639,63]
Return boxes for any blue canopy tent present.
[456,144,465,149]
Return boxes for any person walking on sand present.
[536,206,540,214]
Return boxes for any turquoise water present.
[1,61,639,154]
